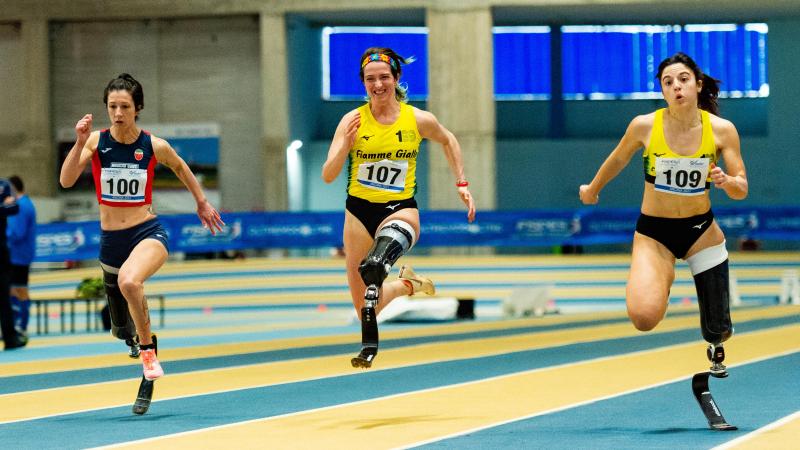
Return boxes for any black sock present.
[140,343,156,350]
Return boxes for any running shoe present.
[140,349,164,380]
[398,265,436,296]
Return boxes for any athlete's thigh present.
[627,232,676,314]
[343,210,375,301]
[377,208,420,238]
[686,220,725,258]
[119,238,168,283]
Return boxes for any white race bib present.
[654,157,709,196]
[357,159,407,192]
[100,165,147,202]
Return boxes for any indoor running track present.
[0,255,798,449]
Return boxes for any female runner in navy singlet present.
[59,74,225,381]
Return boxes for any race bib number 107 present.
[357,159,407,192]
[654,157,709,196]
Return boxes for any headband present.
[361,53,397,70]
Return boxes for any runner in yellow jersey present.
[322,47,476,368]
[579,52,748,430]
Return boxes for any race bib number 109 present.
[654,157,709,196]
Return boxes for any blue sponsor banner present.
[33,206,800,262]
[748,206,800,241]
[35,220,102,262]
[568,208,639,245]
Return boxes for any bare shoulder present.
[708,112,737,134]
[630,112,655,129]
[149,134,172,151]
[335,108,361,129]
[86,130,101,150]
[411,106,440,136]
[626,112,655,138]
[411,105,436,124]
[149,134,177,163]
[343,108,361,122]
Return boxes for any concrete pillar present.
[260,13,289,211]
[18,19,54,197]
[426,6,496,211]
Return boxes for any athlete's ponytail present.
[698,73,721,116]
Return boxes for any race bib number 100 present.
[654,157,709,196]
[357,159,407,192]
[100,167,147,202]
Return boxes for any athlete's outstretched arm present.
[579,115,650,205]
[322,110,360,183]
[60,114,99,188]
[153,137,225,234]
[414,108,476,223]
[709,118,748,200]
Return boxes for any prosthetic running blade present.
[132,376,155,415]
[692,372,737,431]
[132,334,157,415]
[351,306,378,369]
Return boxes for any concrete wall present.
[49,16,262,213]
[0,1,798,222]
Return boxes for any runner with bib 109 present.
[322,47,476,368]
[579,52,748,377]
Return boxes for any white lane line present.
[711,409,800,450]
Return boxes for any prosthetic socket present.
[358,220,416,289]
[688,242,733,345]
[103,270,137,341]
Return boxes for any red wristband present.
[456,180,469,187]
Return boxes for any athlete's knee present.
[117,274,143,299]
[103,269,136,341]
[625,288,668,331]
[358,220,416,287]
[627,308,662,331]
[688,241,733,344]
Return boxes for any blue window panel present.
[324,26,552,100]
[323,27,428,100]
[493,27,551,99]
[562,24,768,100]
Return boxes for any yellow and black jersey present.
[347,102,422,203]
[643,108,718,196]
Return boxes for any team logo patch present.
[134,149,144,161]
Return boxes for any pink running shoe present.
[141,349,164,380]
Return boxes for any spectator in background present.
[7,175,37,339]
[0,178,25,349]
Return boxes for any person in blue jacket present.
[7,175,37,338]
[0,178,25,349]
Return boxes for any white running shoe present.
[398,265,436,296]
